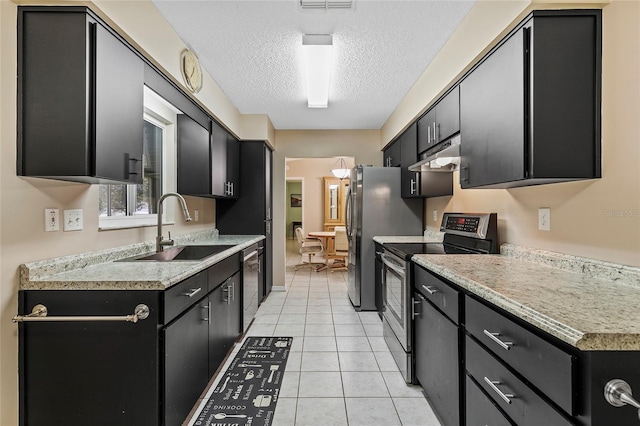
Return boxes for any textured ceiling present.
[152,0,475,130]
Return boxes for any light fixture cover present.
[302,34,333,108]
[331,157,350,179]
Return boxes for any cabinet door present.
[435,86,460,144]
[226,133,239,198]
[383,140,401,167]
[163,299,209,426]
[210,120,228,197]
[94,21,144,184]
[177,115,210,196]
[417,108,437,154]
[414,293,460,426]
[460,28,525,188]
[227,272,242,339]
[208,283,229,377]
[400,123,420,198]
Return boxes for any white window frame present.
[99,87,180,230]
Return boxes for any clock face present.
[181,49,203,93]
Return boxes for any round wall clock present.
[180,49,203,94]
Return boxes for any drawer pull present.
[422,285,440,295]
[484,377,515,404]
[483,329,514,351]
[183,287,202,298]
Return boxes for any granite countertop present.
[20,231,264,291]
[413,246,640,351]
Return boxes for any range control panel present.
[444,216,481,233]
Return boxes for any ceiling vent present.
[300,0,353,9]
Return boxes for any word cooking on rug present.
[194,337,293,426]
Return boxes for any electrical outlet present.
[45,208,59,232]
[194,209,199,222]
[63,209,83,231]
[538,208,551,231]
[432,209,438,222]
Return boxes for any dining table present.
[307,231,336,270]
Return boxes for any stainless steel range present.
[380,212,498,383]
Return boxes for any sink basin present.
[122,245,235,262]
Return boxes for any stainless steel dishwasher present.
[242,243,260,332]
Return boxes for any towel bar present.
[12,304,150,323]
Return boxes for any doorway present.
[286,179,303,240]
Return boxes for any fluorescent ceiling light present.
[302,34,333,108]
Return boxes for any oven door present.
[381,251,410,352]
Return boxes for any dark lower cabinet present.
[19,255,244,426]
[208,271,242,377]
[163,299,209,426]
[414,291,461,426]
[465,376,513,426]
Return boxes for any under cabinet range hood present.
[409,135,461,172]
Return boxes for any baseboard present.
[271,285,287,292]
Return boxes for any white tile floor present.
[241,241,443,426]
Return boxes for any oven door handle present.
[380,253,406,277]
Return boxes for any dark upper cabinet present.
[400,123,421,198]
[18,7,144,184]
[177,115,210,196]
[417,86,460,154]
[460,10,601,188]
[217,141,273,300]
[211,121,239,198]
[383,139,401,167]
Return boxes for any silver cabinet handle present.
[410,178,416,195]
[258,258,262,274]
[202,302,210,322]
[484,377,515,404]
[422,285,440,295]
[427,125,431,144]
[483,329,514,351]
[433,122,437,142]
[12,304,149,323]
[604,379,640,421]
[184,287,202,298]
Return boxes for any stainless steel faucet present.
[156,193,192,252]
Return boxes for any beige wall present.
[272,130,381,288]
[381,0,639,267]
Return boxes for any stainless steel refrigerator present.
[346,166,423,310]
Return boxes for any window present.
[99,87,180,230]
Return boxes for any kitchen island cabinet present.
[18,7,144,184]
[16,235,260,426]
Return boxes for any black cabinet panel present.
[460,11,601,188]
[460,27,526,188]
[400,123,420,198]
[383,140,401,167]
[211,120,229,197]
[414,293,460,426]
[177,115,210,196]
[163,299,209,426]
[436,86,460,144]
[217,142,273,299]
[18,7,144,184]
[417,109,437,154]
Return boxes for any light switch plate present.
[63,209,83,231]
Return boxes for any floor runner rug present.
[194,337,293,426]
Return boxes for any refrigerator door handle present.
[345,186,352,238]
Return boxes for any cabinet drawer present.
[465,375,513,426]
[164,271,207,324]
[413,266,459,324]
[465,297,575,415]
[208,252,241,292]
[466,336,574,426]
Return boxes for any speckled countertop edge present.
[20,230,265,291]
[412,246,640,351]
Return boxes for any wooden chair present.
[330,226,348,272]
[294,227,325,271]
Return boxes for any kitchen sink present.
[121,245,235,262]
